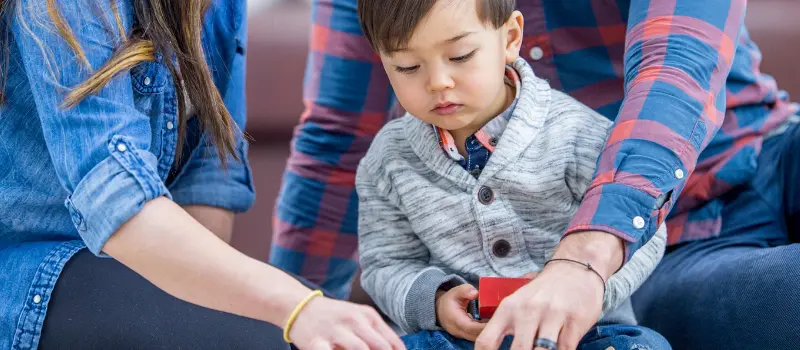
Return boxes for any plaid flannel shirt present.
[271,0,798,298]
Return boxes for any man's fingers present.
[533,316,563,350]
[557,321,584,350]
[509,315,538,350]
[474,310,510,350]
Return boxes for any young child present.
[355,0,670,349]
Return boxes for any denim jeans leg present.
[578,324,671,350]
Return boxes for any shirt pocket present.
[130,61,168,94]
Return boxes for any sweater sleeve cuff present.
[565,182,666,262]
[402,267,468,333]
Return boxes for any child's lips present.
[432,103,464,116]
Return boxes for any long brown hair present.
[0,0,239,165]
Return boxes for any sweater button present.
[478,186,494,205]
[492,240,511,257]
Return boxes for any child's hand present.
[435,284,485,341]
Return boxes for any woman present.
[0,0,403,349]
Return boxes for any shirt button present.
[489,137,499,146]
[492,240,512,257]
[674,169,685,179]
[116,143,127,152]
[478,186,494,205]
[33,295,42,304]
[167,121,174,130]
[529,46,544,61]
[633,216,645,229]
[143,76,152,86]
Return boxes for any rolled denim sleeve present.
[12,0,168,255]
[168,135,255,213]
[169,3,254,213]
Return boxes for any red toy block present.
[478,276,532,319]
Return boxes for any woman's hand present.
[289,297,405,350]
[474,263,603,350]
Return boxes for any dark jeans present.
[402,324,670,350]
[633,121,800,349]
[39,249,293,349]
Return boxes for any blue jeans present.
[402,324,670,350]
[633,121,800,349]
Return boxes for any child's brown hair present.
[358,0,516,54]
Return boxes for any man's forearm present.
[553,230,624,281]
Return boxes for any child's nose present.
[427,68,455,92]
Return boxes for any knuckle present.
[548,304,570,316]
[365,307,382,321]
[342,314,360,326]
[521,300,541,313]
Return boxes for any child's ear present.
[503,10,524,64]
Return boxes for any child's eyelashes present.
[450,49,477,63]
[395,65,420,74]
[393,50,477,74]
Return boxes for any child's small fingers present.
[453,284,478,298]
[455,314,486,338]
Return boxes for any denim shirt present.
[0,1,252,348]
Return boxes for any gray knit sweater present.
[356,58,667,335]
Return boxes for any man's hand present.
[474,264,603,350]
[435,284,485,341]
[474,231,624,350]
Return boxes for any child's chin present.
[432,114,473,129]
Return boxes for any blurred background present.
[231,0,800,266]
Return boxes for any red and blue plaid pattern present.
[271,0,797,296]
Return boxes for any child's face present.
[379,1,523,132]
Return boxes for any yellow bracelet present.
[283,290,324,343]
